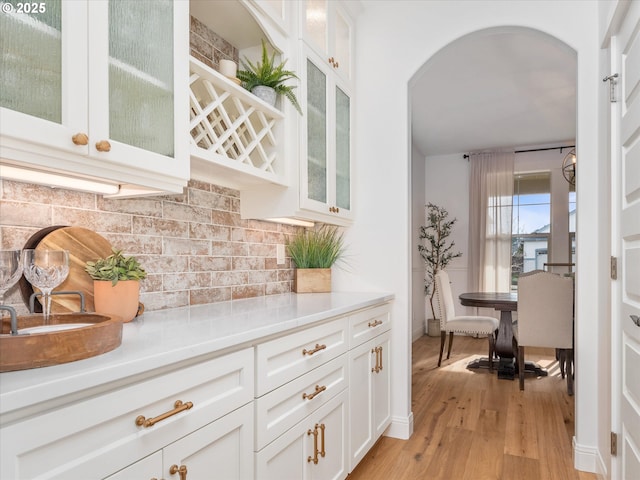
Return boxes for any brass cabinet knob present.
[95,140,111,152]
[71,133,89,146]
[169,464,187,480]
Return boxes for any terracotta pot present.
[93,280,141,323]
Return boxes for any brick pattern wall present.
[0,179,300,315]
[189,15,239,72]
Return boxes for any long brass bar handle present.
[169,464,188,480]
[368,319,383,328]
[371,347,383,373]
[319,423,326,457]
[302,384,327,401]
[302,343,326,356]
[136,400,193,428]
[307,426,319,464]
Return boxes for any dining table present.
[458,291,547,380]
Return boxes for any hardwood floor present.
[348,334,598,480]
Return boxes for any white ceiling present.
[410,28,577,157]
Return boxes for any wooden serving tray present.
[0,313,123,372]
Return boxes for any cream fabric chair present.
[434,270,499,369]
[515,270,574,394]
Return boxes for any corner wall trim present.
[573,437,603,476]
[385,413,414,440]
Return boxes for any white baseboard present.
[573,437,603,476]
[384,412,414,440]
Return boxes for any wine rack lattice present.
[189,58,284,177]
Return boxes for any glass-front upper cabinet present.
[300,0,353,84]
[301,46,352,222]
[0,0,189,196]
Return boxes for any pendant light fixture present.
[562,148,576,186]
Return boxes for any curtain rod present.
[463,145,575,160]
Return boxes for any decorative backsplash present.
[0,179,300,315]
[190,15,238,72]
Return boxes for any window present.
[511,173,551,288]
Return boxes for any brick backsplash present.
[0,179,301,315]
[189,15,239,72]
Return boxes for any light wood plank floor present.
[348,334,598,480]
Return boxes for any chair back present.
[517,270,573,349]
[434,270,456,329]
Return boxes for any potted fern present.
[287,225,345,293]
[85,249,147,322]
[418,204,462,336]
[236,39,302,114]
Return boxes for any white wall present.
[338,0,604,470]
[411,142,427,341]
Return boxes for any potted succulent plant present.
[418,203,462,336]
[85,248,147,322]
[236,39,302,115]
[286,225,345,293]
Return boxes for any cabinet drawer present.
[255,353,348,451]
[1,348,254,480]
[349,304,391,348]
[255,317,348,396]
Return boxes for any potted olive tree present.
[287,225,345,293]
[236,39,302,114]
[418,203,462,336]
[85,249,147,322]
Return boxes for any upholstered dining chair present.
[434,270,500,370]
[515,270,574,394]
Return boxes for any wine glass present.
[22,249,69,323]
[0,250,23,305]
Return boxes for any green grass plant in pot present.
[85,248,147,322]
[236,39,302,115]
[287,225,345,293]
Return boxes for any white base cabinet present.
[106,403,254,480]
[349,331,391,470]
[0,300,392,480]
[256,389,349,480]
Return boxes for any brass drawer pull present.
[302,343,326,356]
[368,319,383,328]
[302,384,326,401]
[135,400,193,428]
[169,464,188,480]
[371,346,383,373]
[307,425,319,464]
[319,423,326,457]
[71,133,88,145]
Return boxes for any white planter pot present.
[251,85,277,107]
[427,318,441,337]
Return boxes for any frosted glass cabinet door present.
[88,0,188,180]
[0,0,89,154]
[335,86,350,211]
[108,0,174,157]
[306,58,328,205]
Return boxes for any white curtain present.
[468,152,514,292]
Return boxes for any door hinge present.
[611,432,618,456]
[611,256,618,280]
[603,73,619,103]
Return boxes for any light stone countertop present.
[0,291,393,418]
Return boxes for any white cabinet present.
[300,44,353,222]
[105,403,254,480]
[0,0,189,196]
[255,316,349,479]
[348,307,392,472]
[300,0,354,84]
[0,348,254,479]
[256,389,349,480]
